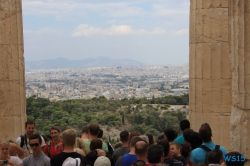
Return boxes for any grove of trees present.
[26,94,189,137]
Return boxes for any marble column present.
[189,0,231,150]
[0,0,26,141]
[229,0,250,161]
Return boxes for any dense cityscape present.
[26,64,189,101]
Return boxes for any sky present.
[22,0,190,65]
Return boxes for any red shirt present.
[188,161,193,166]
[44,139,63,158]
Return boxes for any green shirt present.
[84,139,109,153]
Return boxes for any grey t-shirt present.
[23,152,50,166]
[112,147,130,162]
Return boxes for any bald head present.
[135,141,148,157]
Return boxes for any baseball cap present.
[62,157,80,166]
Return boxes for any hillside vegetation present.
[27,94,189,138]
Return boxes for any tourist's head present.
[89,123,100,136]
[129,131,141,144]
[148,145,164,164]
[183,128,194,143]
[164,128,177,142]
[134,160,146,166]
[199,123,212,142]
[135,141,149,157]
[130,136,143,148]
[50,126,60,141]
[170,143,181,157]
[25,120,35,136]
[120,131,129,143]
[188,132,202,150]
[157,140,170,157]
[74,137,87,154]
[207,148,223,164]
[90,138,102,151]
[29,134,42,144]
[181,143,191,159]
[62,129,76,147]
[94,156,111,166]
[0,140,10,156]
[74,148,86,156]
[29,134,42,154]
[81,125,89,135]
[145,133,155,146]
[157,134,164,143]
[180,119,190,131]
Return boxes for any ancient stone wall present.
[229,0,250,160]
[189,0,231,150]
[0,0,26,141]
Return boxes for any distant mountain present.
[25,57,144,71]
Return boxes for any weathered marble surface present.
[0,0,26,141]
[189,0,231,150]
[229,0,250,162]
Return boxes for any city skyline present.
[23,0,189,65]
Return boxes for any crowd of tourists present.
[0,120,245,166]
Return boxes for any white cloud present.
[171,29,189,36]
[71,24,167,36]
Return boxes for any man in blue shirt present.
[190,123,227,165]
[174,119,190,144]
[115,136,142,166]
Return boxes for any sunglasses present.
[30,143,39,147]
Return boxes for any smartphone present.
[2,160,8,164]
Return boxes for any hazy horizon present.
[23,0,189,65]
[24,56,188,66]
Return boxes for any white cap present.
[62,157,81,166]
[94,156,111,166]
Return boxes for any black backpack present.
[199,145,220,165]
[20,135,30,153]
[107,141,114,155]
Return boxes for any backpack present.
[199,145,220,165]
[20,135,30,153]
[107,141,114,155]
[47,141,51,157]
[117,156,123,166]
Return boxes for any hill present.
[25,57,144,71]
[26,94,189,143]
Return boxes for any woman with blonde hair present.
[0,141,22,166]
[74,148,86,156]
[74,137,87,155]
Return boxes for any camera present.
[2,160,8,164]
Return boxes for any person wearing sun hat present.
[94,156,111,166]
